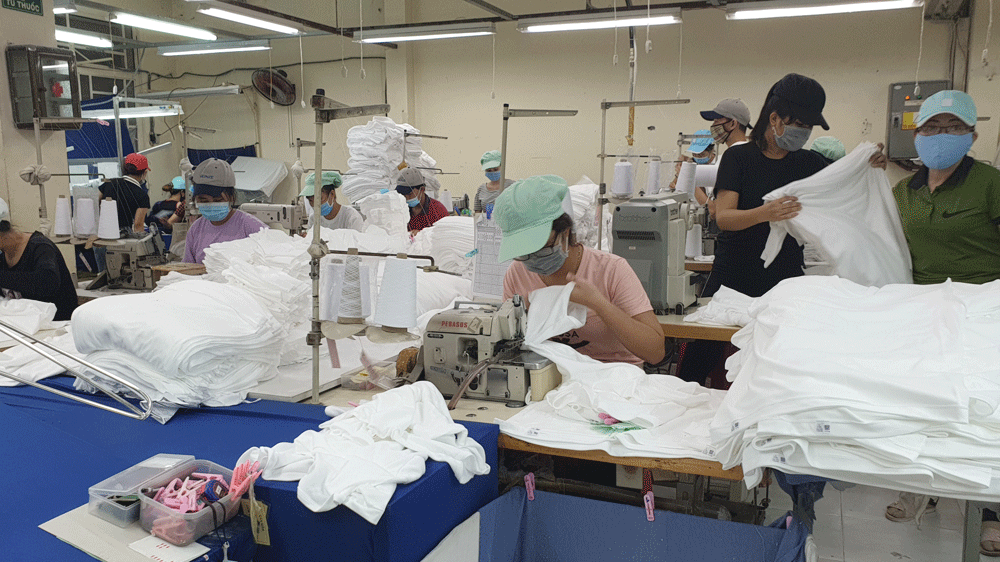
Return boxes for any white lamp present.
[356,22,496,43]
[111,12,217,41]
[55,29,113,49]
[197,6,300,35]
[517,8,681,33]
[82,104,184,120]
[158,40,270,57]
[726,0,923,19]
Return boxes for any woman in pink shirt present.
[495,175,665,366]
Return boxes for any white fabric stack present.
[409,216,475,278]
[567,177,601,248]
[237,381,490,523]
[0,298,59,337]
[340,117,442,203]
[762,142,912,287]
[231,156,288,197]
[358,191,411,240]
[499,283,725,460]
[0,330,82,387]
[682,286,755,327]
[711,276,1000,500]
[72,280,284,408]
[203,228,312,281]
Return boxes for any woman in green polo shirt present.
[884,89,1000,556]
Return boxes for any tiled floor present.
[764,483,986,562]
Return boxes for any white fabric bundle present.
[682,286,755,327]
[230,156,288,197]
[341,117,443,203]
[72,280,283,407]
[0,298,58,336]
[0,330,82,387]
[237,381,490,523]
[358,191,410,240]
[499,283,725,460]
[568,177,601,248]
[761,142,912,287]
[408,216,475,277]
[711,276,1000,499]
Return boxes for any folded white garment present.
[0,329,81,387]
[238,381,490,523]
[761,142,912,287]
[0,298,58,336]
[682,286,754,327]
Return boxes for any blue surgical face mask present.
[406,197,421,208]
[485,171,502,182]
[694,156,713,165]
[197,201,231,222]
[772,123,812,152]
[320,202,334,216]
[914,132,974,170]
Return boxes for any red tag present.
[644,491,655,522]
[524,472,535,501]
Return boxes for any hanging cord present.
[613,0,619,65]
[645,0,653,52]
[338,0,348,77]
[676,21,683,98]
[267,45,275,109]
[359,0,366,79]
[914,0,927,96]
[984,0,995,65]
[491,33,496,99]
[299,34,307,107]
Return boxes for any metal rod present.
[32,118,48,221]
[403,132,449,140]
[601,99,691,109]
[310,119,325,405]
[461,0,516,20]
[0,319,151,420]
[599,154,661,159]
[326,249,434,267]
[114,96,124,174]
[500,104,510,188]
[598,102,607,251]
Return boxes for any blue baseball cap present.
[688,130,714,154]
[915,90,977,127]
[170,176,185,190]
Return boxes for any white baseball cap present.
[0,198,9,223]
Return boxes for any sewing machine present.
[101,232,168,291]
[422,298,557,407]
[240,203,307,235]
[612,192,698,315]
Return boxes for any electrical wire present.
[984,0,995,65]
[613,0,619,65]
[676,20,683,98]
[299,35,307,106]
[491,33,496,99]
[914,0,926,96]
[359,0,366,79]
[144,57,386,83]
[267,43,275,109]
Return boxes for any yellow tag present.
[397,162,409,171]
[901,112,918,131]
[242,487,271,546]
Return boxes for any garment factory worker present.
[0,199,77,321]
[183,159,267,265]
[474,150,515,214]
[99,152,151,234]
[146,176,186,232]
[397,167,448,234]
[497,175,665,366]
[699,98,753,215]
[301,171,364,232]
[881,91,1000,555]
[688,131,717,206]
[809,136,846,164]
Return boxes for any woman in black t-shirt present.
[0,204,78,321]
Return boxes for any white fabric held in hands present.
[760,142,912,287]
[237,381,490,522]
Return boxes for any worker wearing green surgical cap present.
[475,149,516,214]
[300,170,363,232]
[809,136,846,164]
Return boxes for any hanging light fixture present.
[111,12,217,41]
[55,29,113,49]
[53,0,77,14]
[196,6,301,35]
[725,0,923,20]
[517,7,681,33]
[356,21,496,43]
[158,40,270,57]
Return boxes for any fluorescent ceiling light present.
[197,7,300,35]
[82,104,184,120]
[158,40,270,56]
[111,12,217,41]
[135,85,242,98]
[517,8,681,32]
[53,0,76,14]
[357,22,495,43]
[726,0,922,19]
[55,29,113,48]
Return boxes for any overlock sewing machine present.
[96,231,168,291]
[240,203,308,235]
[422,297,559,407]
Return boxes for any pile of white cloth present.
[358,191,410,240]
[762,142,912,287]
[340,117,442,203]
[0,330,82,387]
[711,276,1000,500]
[499,283,725,460]
[567,177,601,248]
[682,286,755,327]
[0,298,60,336]
[72,280,284,408]
[409,216,475,278]
[237,381,490,523]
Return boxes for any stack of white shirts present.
[72,280,284,408]
[341,117,443,203]
[711,276,1000,500]
[682,286,755,327]
[499,284,726,460]
[358,191,410,240]
[408,216,475,278]
[237,381,490,523]
[567,177,601,248]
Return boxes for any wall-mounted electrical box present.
[886,80,951,161]
[6,44,82,130]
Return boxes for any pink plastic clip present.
[644,491,655,522]
[524,472,535,501]
[598,413,621,425]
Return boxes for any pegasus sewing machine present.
[87,230,168,291]
[421,297,560,408]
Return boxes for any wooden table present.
[684,259,713,272]
[658,299,740,342]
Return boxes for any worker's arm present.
[133,207,148,232]
[567,276,665,365]
[714,190,800,231]
[694,186,709,206]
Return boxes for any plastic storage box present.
[139,458,240,546]
[88,454,195,528]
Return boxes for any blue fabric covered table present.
[0,376,498,562]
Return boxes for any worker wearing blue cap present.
[882,89,1000,556]
[147,176,187,232]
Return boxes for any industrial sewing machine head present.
[611,192,698,315]
[103,230,168,291]
[422,297,556,407]
[239,203,308,235]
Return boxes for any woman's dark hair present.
[122,163,146,177]
[220,187,236,202]
[162,183,185,196]
[320,183,337,194]
[750,95,800,153]
[551,213,578,246]
[0,220,10,233]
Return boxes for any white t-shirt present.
[308,204,364,232]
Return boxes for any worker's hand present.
[566,273,605,310]
[707,198,717,221]
[759,196,801,223]
[869,143,888,170]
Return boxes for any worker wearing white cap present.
[300,171,363,232]
[0,198,78,320]
[183,158,267,264]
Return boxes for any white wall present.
[402,0,971,198]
